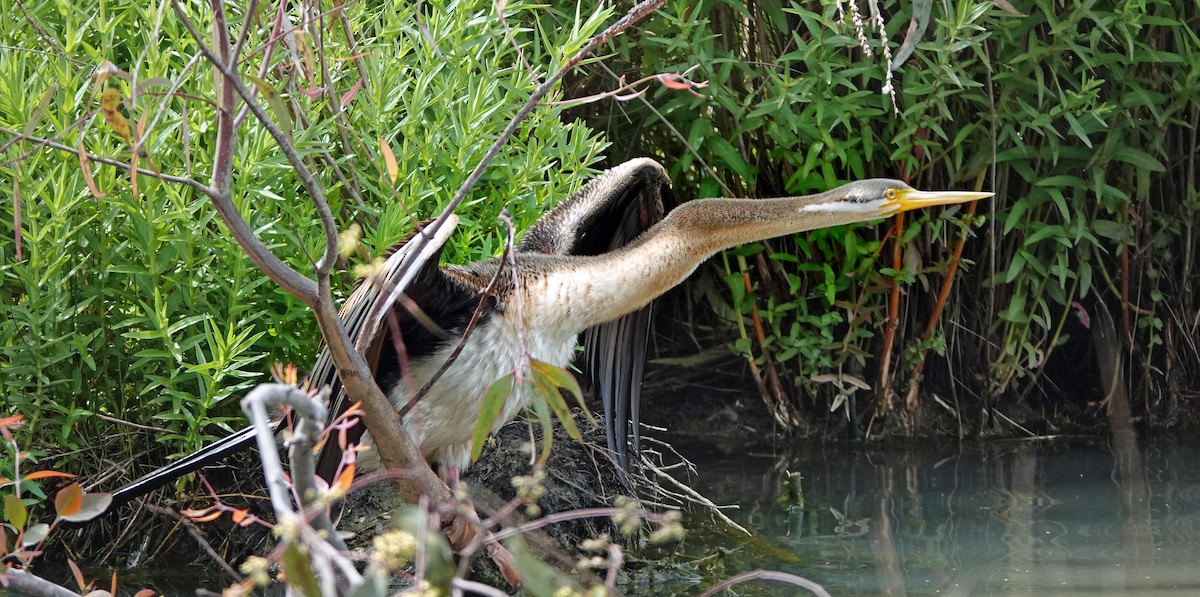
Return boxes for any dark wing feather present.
[519,158,671,468]
[312,217,478,481]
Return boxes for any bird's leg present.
[442,464,460,488]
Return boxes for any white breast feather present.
[359,276,583,474]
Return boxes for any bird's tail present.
[106,424,264,512]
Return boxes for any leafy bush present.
[0,0,610,460]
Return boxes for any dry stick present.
[875,212,905,417]
[144,503,242,579]
[695,569,831,597]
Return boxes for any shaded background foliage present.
[1,0,1199,478]
[570,0,1200,437]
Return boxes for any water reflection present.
[670,438,1200,596]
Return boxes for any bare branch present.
[0,127,213,194]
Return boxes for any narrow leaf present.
[77,141,106,198]
[532,371,580,440]
[68,559,86,591]
[471,373,514,461]
[340,77,364,109]
[246,75,294,136]
[379,138,398,184]
[23,83,58,137]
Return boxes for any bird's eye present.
[885,189,898,200]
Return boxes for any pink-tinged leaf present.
[994,0,1023,15]
[68,558,86,591]
[299,86,323,100]
[181,506,222,523]
[339,77,363,109]
[4,494,27,530]
[333,463,355,494]
[1072,301,1091,329]
[21,523,49,547]
[471,373,514,461]
[133,589,157,597]
[54,482,83,518]
[658,76,692,91]
[378,138,398,184]
[60,492,112,522]
[0,414,24,428]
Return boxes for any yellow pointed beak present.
[888,189,994,213]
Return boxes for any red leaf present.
[339,77,364,109]
[24,470,75,481]
[54,482,83,518]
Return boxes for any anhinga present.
[109,158,990,508]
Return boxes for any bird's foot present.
[443,511,521,589]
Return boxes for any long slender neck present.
[527,190,883,331]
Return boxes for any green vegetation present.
[3,0,1197,593]
[1,0,1198,492]
[0,0,610,464]
[576,0,1199,432]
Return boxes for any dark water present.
[637,437,1200,596]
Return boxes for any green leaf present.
[246,75,295,138]
[282,543,321,597]
[529,359,591,423]
[22,523,49,547]
[4,494,27,530]
[471,373,514,462]
[505,536,579,597]
[532,370,580,441]
[1110,146,1165,172]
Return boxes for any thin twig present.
[695,569,831,597]
[0,128,212,193]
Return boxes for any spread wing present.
[518,158,672,469]
[311,216,481,481]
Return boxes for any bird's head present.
[801,178,993,220]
